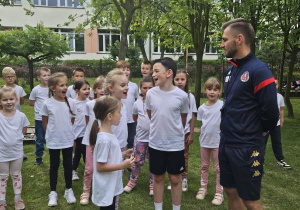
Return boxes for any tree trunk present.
[119,26,129,60]
[136,35,148,61]
[284,46,299,118]
[195,52,203,108]
[278,33,288,94]
[27,59,34,91]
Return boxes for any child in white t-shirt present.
[66,68,94,100]
[2,67,26,112]
[173,70,197,192]
[196,77,223,206]
[90,96,134,210]
[40,72,77,207]
[146,58,189,210]
[71,80,91,181]
[29,67,51,165]
[124,76,155,195]
[80,76,105,205]
[117,61,139,149]
[0,87,30,210]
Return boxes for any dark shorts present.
[149,147,185,175]
[219,141,264,201]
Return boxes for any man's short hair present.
[222,18,255,45]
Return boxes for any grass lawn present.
[2,97,299,209]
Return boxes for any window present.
[205,37,218,54]
[54,29,85,52]
[33,0,83,7]
[97,30,137,52]
[153,36,183,54]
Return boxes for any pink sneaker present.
[0,201,7,210]
[14,199,25,210]
[124,181,135,193]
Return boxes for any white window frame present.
[33,0,83,8]
[55,29,85,52]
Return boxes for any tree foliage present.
[0,24,71,90]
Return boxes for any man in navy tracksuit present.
[219,18,279,210]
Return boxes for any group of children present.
[0,57,289,210]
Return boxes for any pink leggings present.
[83,145,93,193]
[200,147,223,194]
[0,157,23,201]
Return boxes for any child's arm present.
[20,96,24,105]
[122,148,133,157]
[29,100,35,106]
[42,116,48,132]
[280,107,284,127]
[85,116,89,125]
[181,113,187,129]
[22,127,27,135]
[133,114,138,123]
[187,113,195,145]
[97,157,135,172]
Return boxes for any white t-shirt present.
[66,85,94,99]
[0,110,30,162]
[184,93,197,134]
[82,100,99,146]
[277,93,284,126]
[29,85,49,120]
[121,81,139,123]
[40,97,76,149]
[197,99,223,148]
[6,85,26,111]
[111,103,128,148]
[146,86,189,151]
[72,99,90,139]
[92,132,123,207]
[133,98,150,142]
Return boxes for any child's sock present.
[14,194,21,200]
[154,202,163,210]
[172,204,181,210]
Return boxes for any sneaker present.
[212,193,224,205]
[124,181,135,193]
[0,201,7,210]
[277,160,291,169]
[48,191,58,207]
[196,188,207,200]
[64,188,76,204]
[182,179,188,192]
[167,182,171,190]
[34,157,43,165]
[72,170,79,181]
[14,198,25,210]
[80,192,89,205]
[149,185,153,196]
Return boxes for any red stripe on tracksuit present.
[228,60,237,68]
[254,77,275,94]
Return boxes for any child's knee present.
[169,174,181,185]
[0,174,9,182]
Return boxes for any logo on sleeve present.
[241,71,249,82]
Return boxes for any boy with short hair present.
[66,68,93,100]
[117,61,139,149]
[2,67,26,111]
[141,60,153,77]
[29,67,51,165]
[146,57,189,210]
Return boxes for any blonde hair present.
[2,67,16,77]
[104,69,126,95]
[48,72,75,115]
[116,60,130,69]
[93,76,105,98]
[36,67,51,76]
[204,77,221,90]
[89,96,120,146]
[0,86,17,110]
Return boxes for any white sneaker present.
[64,188,76,204]
[48,191,58,207]
[182,179,188,192]
[72,170,79,181]
[212,193,224,205]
